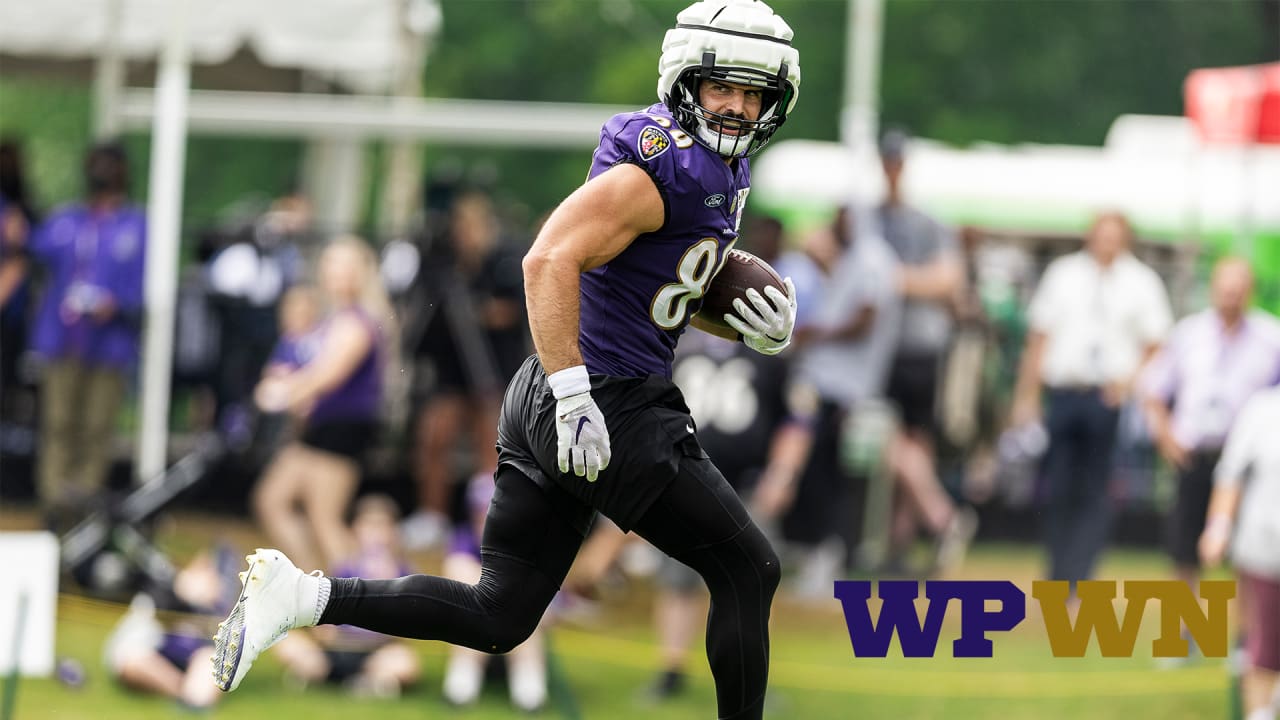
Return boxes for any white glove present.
[548,366,612,482]
[723,278,797,356]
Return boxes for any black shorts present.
[300,420,378,462]
[886,352,940,434]
[1167,449,1219,568]
[324,648,373,684]
[496,355,706,533]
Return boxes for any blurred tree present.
[416,0,844,215]
[0,79,93,213]
[1261,0,1280,59]
[3,1,1274,226]
[417,0,691,216]
[418,0,1273,215]
[880,0,1275,145]
[0,77,303,255]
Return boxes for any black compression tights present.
[319,459,780,720]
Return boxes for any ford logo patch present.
[704,194,726,208]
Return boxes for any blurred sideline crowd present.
[2,132,1279,717]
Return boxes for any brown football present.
[697,249,786,334]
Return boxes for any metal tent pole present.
[136,0,191,483]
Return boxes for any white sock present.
[1247,708,1276,720]
[295,573,329,627]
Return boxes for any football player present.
[212,3,800,718]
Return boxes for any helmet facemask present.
[669,52,793,159]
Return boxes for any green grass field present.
[12,513,1238,720]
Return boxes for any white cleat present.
[211,548,318,692]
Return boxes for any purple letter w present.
[834,581,949,657]
[835,581,1026,658]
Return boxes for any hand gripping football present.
[697,249,787,336]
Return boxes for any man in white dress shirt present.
[1011,212,1173,591]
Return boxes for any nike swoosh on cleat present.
[574,416,592,444]
[686,424,695,434]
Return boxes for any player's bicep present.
[528,163,664,272]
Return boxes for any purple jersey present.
[308,308,382,424]
[579,103,751,379]
[29,203,146,368]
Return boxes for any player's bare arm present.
[522,162,664,374]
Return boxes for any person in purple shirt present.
[104,545,243,711]
[251,238,393,574]
[1140,257,1280,628]
[214,4,800,717]
[17,142,145,524]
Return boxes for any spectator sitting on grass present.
[103,546,242,710]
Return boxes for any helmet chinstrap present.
[670,60,791,158]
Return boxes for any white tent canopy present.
[0,0,434,92]
[1,0,443,483]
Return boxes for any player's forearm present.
[523,251,585,374]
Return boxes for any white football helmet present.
[657,0,801,158]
